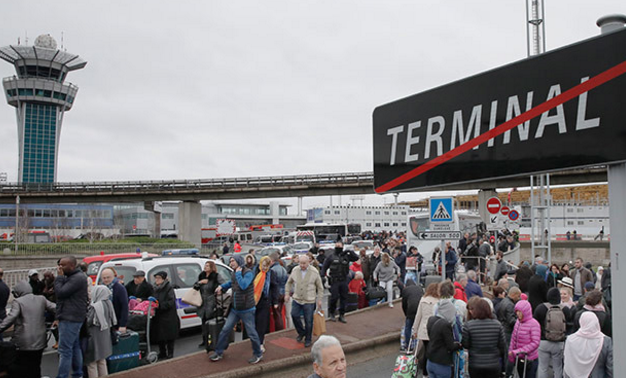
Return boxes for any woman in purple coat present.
[508,300,541,378]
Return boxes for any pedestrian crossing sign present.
[429,197,453,223]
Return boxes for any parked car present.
[96,256,231,329]
[83,252,157,285]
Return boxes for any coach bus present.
[296,223,361,242]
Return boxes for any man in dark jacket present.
[497,286,521,378]
[210,255,263,364]
[0,268,9,341]
[27,269,45,295]
[527,264,549,313]
[54,255,88,378]
[124,270,154,300]
[533,287,570,378]
[321,242,359,323]
[401,280,423,351]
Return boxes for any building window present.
[577,221,584,225]
[384,211,389,215]
[401,222,406,227]
[567,221,574,225]
[567,208,574,213]
[392,212,398,215]
[392,222,398,226]
[162,213,175,220]
[366,211,372,215]
[577,209,584,213]
[375,223,381,227]
[334,211,340,215]
[375,211,380,215]
[366,223,372,227]
[384,222,390,227]
[402,211,407,215]
[324,210,330,215]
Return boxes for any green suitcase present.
[107,331,140,373]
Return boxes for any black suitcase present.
[203,294,234,352]
[346,292,358,312]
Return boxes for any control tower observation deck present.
[0,34,86,183]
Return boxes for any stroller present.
[127,296,159,364]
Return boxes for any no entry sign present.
[487,197,501,214]
[500,206,510,216]
[373,28,626,193]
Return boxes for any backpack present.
[543,302,566,341]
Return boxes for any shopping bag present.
[313,310,326,336]
[391,353,417,378]
[181,288,202,307]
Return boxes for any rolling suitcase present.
[107,331,140,373]
[345,292,358,312]
[391,336,418,378]
[203,294,234,352]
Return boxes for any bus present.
[296,223,362,243]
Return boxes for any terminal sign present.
[373,28,626,193]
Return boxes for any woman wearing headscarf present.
[85,285,117,377]
[425,298,462,378]
[373,252,400,308]
[253,256,279,352]
[196,260,223,348]
[563,311,613,378]
[151,271,180,359]
[509,300,541,378]
[462,297,507,378]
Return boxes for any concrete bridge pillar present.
[178,201,201,248]
[478,189,498,231]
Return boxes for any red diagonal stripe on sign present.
[375,59,626,193]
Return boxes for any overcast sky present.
[0,1,622,209]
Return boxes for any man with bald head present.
[54,256,88,378]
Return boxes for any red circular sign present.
[501,206,510,216]
[509,210,520,221]
[486,197,501,214]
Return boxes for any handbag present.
[181,288,202,307]
[313,310,326,336]
[366,285,386,300]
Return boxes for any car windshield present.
[87,262,102,276]
[99,266,136,286]
[292,243,310,250]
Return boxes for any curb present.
[199,331,400,378]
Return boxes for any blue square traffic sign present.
[430,197,453,223]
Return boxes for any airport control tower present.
[0,34,86,183]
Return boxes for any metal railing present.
[3,267,57,289]
[0,171,375,194]
[0,242,194,256]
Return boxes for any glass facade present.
[22,103,58,183]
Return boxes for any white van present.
[96,256,232,329]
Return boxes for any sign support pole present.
[608,162,625,374]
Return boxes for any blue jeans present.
[427,360,452,378]
[56,320,83,378]
[291,301,315,343]
[404,318,414,350]
[215,309,262,358]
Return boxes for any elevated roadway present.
[0,166,607,204]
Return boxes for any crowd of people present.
[0,230,615,378]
